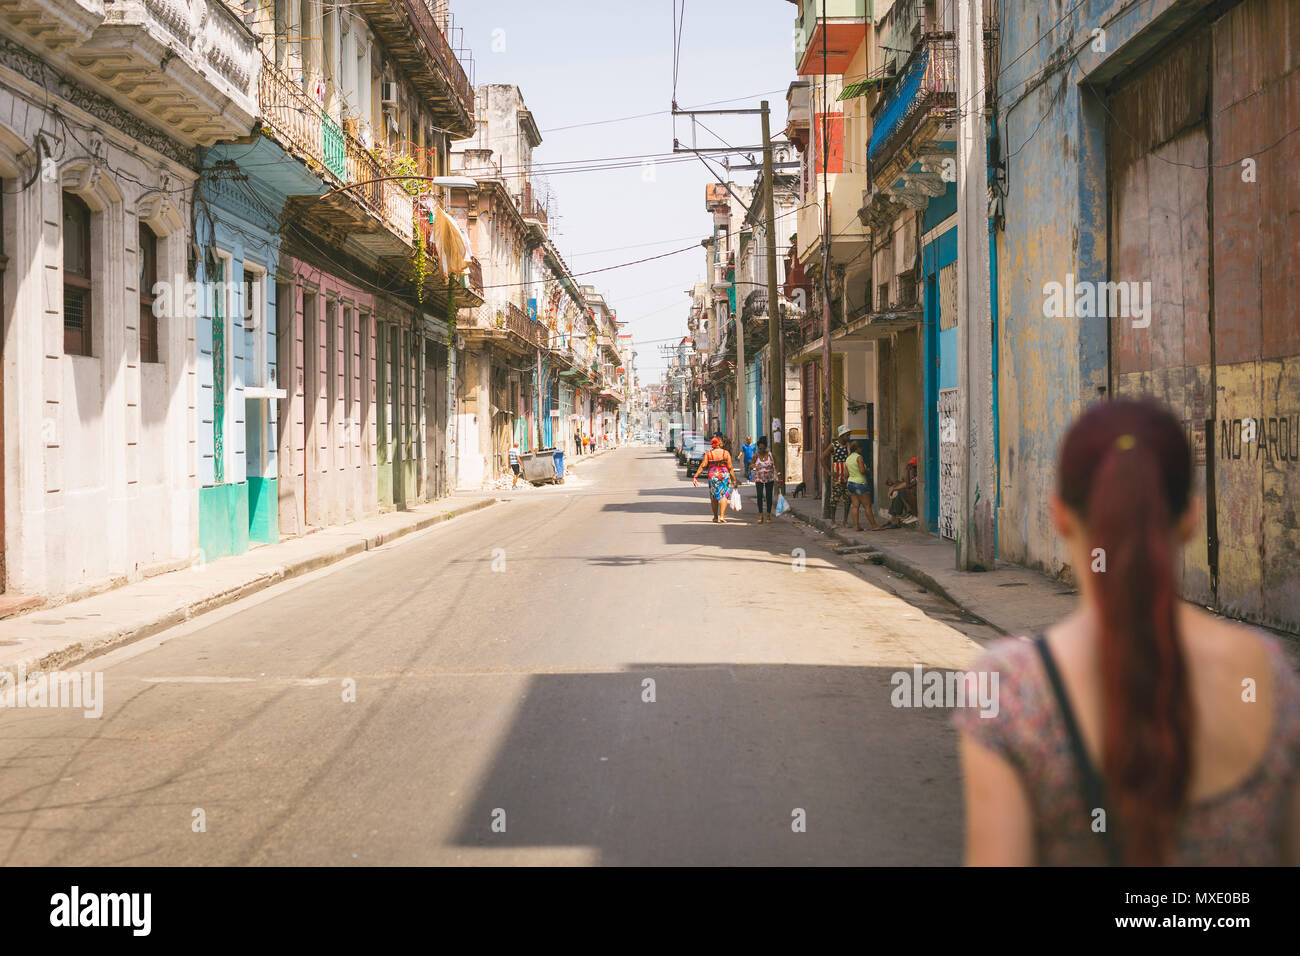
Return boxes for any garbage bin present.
[553,449,565,480]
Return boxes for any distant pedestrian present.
[820,424,852,527]
[955,398,1300,865]
[574,429,582,456]
[693,436,738,524]
[751,436,779,523]
[509,441,522,489]
[845,439,880,531]
[741,435,757,482]
[583,433,590,454]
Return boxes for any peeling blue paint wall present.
[994,0,1205,577]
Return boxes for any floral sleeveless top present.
[752,453,777,483]
[952,633,1300,865]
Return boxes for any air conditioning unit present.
[381,82,399,106]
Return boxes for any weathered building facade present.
[997,0,1300,631]
[0,0,259,597]
[450,84,622,489]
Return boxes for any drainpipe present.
[989,184,1000,557]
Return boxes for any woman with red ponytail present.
[955,398,1300,865]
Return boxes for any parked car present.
[685,438,710,473]
[676,431,701,463]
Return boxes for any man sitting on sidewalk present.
[884,457,919,527]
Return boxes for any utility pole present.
[761,101,786,490]
[957,0,995,569]
[673,102,795,483]
[819,0,833,519]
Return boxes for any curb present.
[1,497,500,682]
[791,506,997,632]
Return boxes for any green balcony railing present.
[322,113,346,181]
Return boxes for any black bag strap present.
[1033,634,1121,866]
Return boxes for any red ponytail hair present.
[1057,399,1194,865]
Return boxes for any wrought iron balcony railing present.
[867,35,957,176]
[344,135,413,241]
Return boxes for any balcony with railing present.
[462,299,548,356]
[867,35,957,182]
[520,181,549,228]
[507,302,548,350]
[354,0,474,137]
[260,61,413,252]
[259,58,343,184]
[69,0,258,144]
[344,136,414,243]
[793,0,868,75]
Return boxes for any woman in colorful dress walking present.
[693,436,739,523]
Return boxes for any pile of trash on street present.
[488,474,538,491]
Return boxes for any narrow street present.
[0,447,988,866]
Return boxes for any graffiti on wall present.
[1219,414,1299,463]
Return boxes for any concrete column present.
[956,0,995,569]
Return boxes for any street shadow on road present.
[599,500,702,515]
[449,663,963,865]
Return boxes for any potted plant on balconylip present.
[388,154,424,195]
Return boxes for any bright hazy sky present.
[453,1,798,383]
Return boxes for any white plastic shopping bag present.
[775,493,789,516]
[729,488,742,511]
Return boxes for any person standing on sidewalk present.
[509,441,522,489]
[583,433,591,455]
[741,435,757,482]
[845,439,880,531]
[954,398,1300,865]
[820,424,852,528]
[693,436,738,524]
[751,436,779,523]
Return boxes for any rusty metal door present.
[1108,0,1300,631]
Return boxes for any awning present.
[838,76,893,100]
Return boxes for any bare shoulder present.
[1179,603,1277,671]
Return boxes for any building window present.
[139,223,159,363]
[63,192,92,356]
[245,265,266,385]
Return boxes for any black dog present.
[791,481,807,498]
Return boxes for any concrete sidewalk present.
[0,495,500,682]
[784,494,1078,637]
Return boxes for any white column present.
[956,0,995,569]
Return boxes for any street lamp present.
[427,176,479,189]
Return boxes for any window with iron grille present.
[63,192,92,356]
[139,224,159,363]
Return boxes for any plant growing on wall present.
[387,154,424,195]
[446,275,458,371]
[411,209,428,303]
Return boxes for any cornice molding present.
[0,36,196,169]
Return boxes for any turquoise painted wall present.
[199,483,249,560]
[248,476,278,544]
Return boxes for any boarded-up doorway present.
[1107,0,1300,631]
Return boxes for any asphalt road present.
[0,446,996,865]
